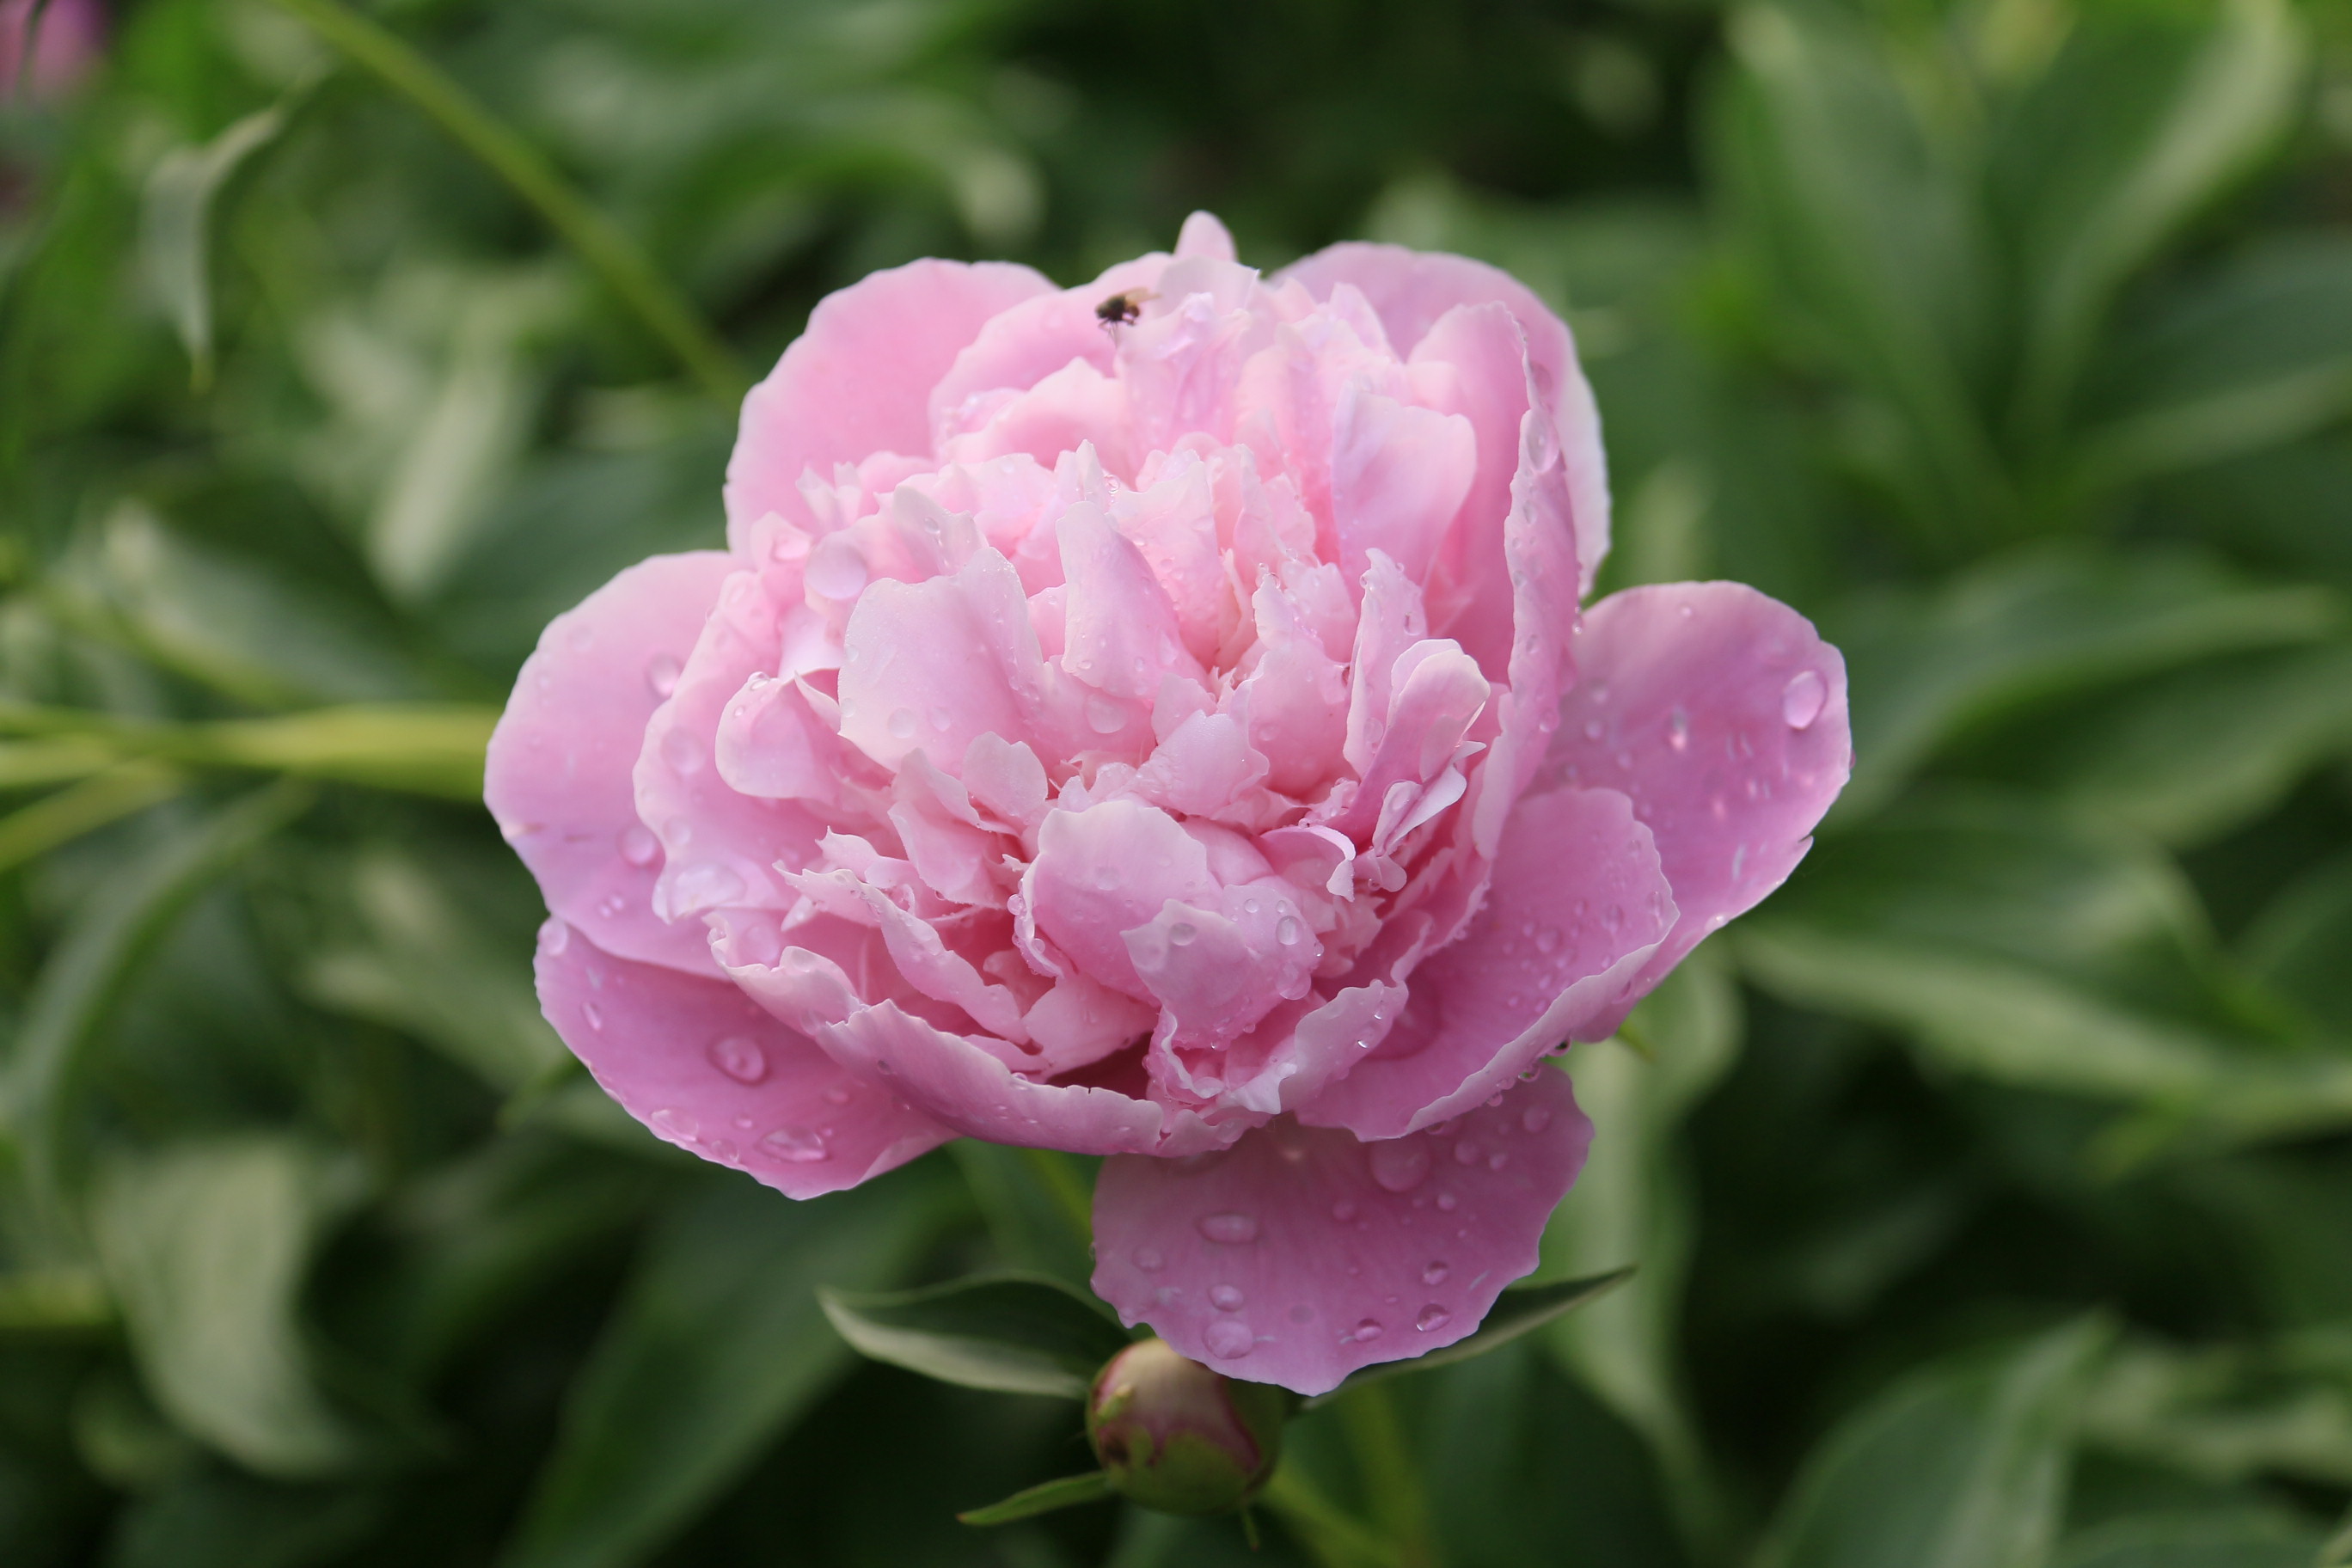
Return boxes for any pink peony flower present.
[487,213,1850,1395]
[1,0,103,103]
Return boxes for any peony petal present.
[533,918,952,1197]
[1176,211,1239,262]
[1028,799,1219,1000]
[725,258,1055,546]
[836,548,1050,775]
[487,552,734,977]
[1407,302,1531,681]
[1329,383,1476,593]
[1090,1068,1591,1395]
[1297,787,1674,1139]
[1277,243,1608,594]
[1538,582,1852,1037]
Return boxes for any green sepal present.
[957,1471,1112,1526]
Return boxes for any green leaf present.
[1541,946,1742,1526]
[103,1470,382,1568]
[3,783,312,1219]
[495,1167,947,1568]
[2052,1511,2325,1568]
[818,1270,1130,1400]
[1829,547,2341,818]
[0,763,183,877]
[1757,1319,2110,1568]
[2075,236,2352,490]
[2004,644,2352,846]
[2079,1333,2352,1489]
[1736,795,2352,1146]
[89,1136,367,1478]
[947,1141,1099,1289]
[1302,1271,1631,1409]
[2243,849,2352,1038]
[1997,0,2306,445]
[301,846,565,1093]
[142,93,303,389]
[1718,3,2007,548]
[955,1470,1112,1527]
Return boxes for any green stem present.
[1259,1465,1400,1568]
[263,0,747,406]
[1338,1381,1439,1568]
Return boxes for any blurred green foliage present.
[3,0,2352,1562]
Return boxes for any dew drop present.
[1352,1318,1384,1343]
[650,1107,697,1140]
[1276,916,1303,946]
[1668,707,1690,752]
[1454,1139,1483,1167]
[582,1002,604,1031]
[1522,1105,1553,1134]
[1436,1191,1459,1212]
[760,1127,830,1163]
[1198,1212,1260,1244]
[673,863,747,910]
[1204,1320,1255,1359]
[1582,718,1604,742]
[539,921,570,957]
[1416,1304,1452,1332]
[1209,1284,1246,1311]
[708,1036,768,1083]
[1782,669,1827,730]
[619,824,659,867]
[1369,1140,1432,1193]
[805,542,868,601]
[1168,922,1197,946]
[645,654,683,699]
[1136,1247,1165,1271]
[660,727,705,775]
[1488,1150,1510,1172]
[928,707,952,732]
[1087,694,1127,735]
[1092,864,1123,891]
[1534,928,1559,954]
[824,1084,854,1106]
[1422,1260,1449,1285]
[888,707,919,740]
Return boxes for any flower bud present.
[1086,1337,1286,1515]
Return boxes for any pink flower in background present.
[1,0,103,102]
[487,213,1850,1395]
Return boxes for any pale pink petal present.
[1232,575,1350,799]
[487,552,734,977]
[533,919,952,1197]
[725,258,1055,546]
[1330,383,1476,592]
[836,548,1049,774]
[1298,787,1674,1139]
[1175,211,1239,262]
[941,358,1136,479]
[638,563,830,924]
[1539,582,1852,1037]
[1407,303,1530,679]
[1028,799,1219,999]
[1090,1068,1590,1395]
[1277,243,1609,593]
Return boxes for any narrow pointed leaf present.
[956,1471,1112,1527]
[819,1271,1131,1400]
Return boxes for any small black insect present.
[1095,288,1154,328]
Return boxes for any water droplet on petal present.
[708,1036,768,1083]
[1523,1105,1553,1133]
[928,707,952,732]
[805,542,868,600]
[582,1002,603,1031]
[824,1084,854,1106]
[645,654,682,699]
[618,824,660,867]
[1351,1318,1384,1343]
[1416,1304,1452,1332]
[1369,1140,1431,1193]
[1168,922,1197,946]
[1092,864,1123,891]
[660,727,705,775]
[1422,1260,1449,1285]
[1455,1140,1483,1167]
[650,1106,697,1140]
[760,1127,830,1162]
[539,921,569,956]
[1782,669,1827,730]
[1436,1191,1458,1212]
[888,707,918,740]
[1204,1320,1255,1358]
[1209,1284,1246,1311]
[1582,719,1604,742]
[1198,1212,1260,1244]
[1087,694,1127,734]
[1136,1247,1165,1271]
[1276,916,1303,946]
[1668,707,1690,751]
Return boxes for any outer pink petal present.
[1298,787,1673,1139]
[1538,582,1852,1037]
[1277,243,1608,595]
[533,919,952,1197]
[487,552,734,977]
[1091,1068,1591,1396]
[723,258,1056,547]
